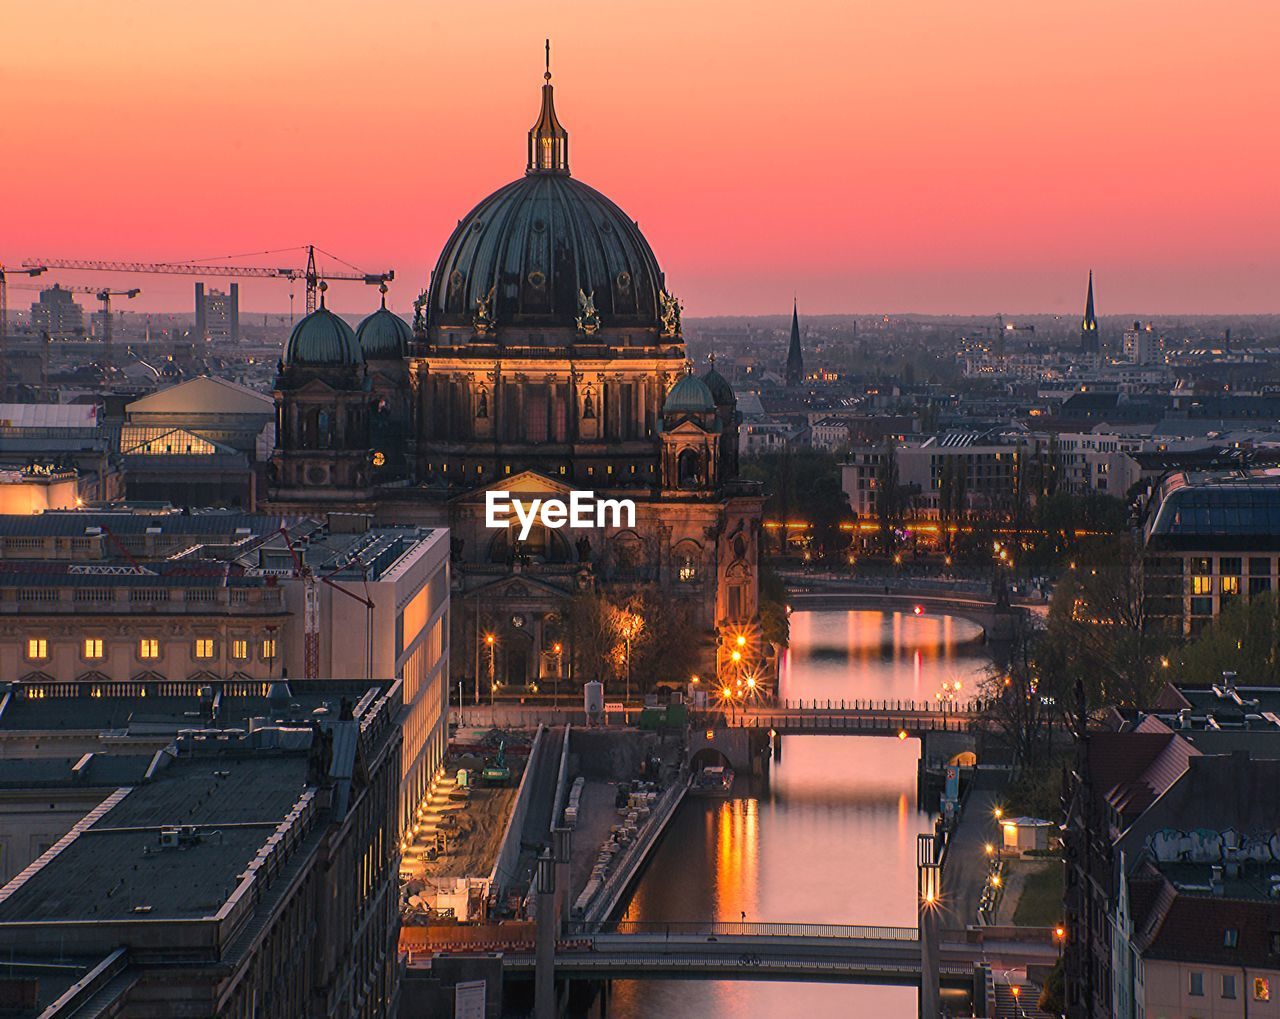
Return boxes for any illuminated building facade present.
[267,61,764,686]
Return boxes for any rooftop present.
[0,752,311,924]
[0,678,389,736]
[1146,468,1280,549]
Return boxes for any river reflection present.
[610,610,987,1019]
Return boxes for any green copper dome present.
[284,306,363,367]
[356,304,412,359]
[701,365,734,407]
[663,372,715,415]
[423,63,672,344]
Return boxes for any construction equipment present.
[94,289,141,348]
[24,244,392,317]
[8,282,140,349]
[0,264,46,387]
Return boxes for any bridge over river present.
[418,921,1057,987]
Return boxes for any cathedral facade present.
[267,65,763,691]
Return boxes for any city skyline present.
[5,0,1279,317]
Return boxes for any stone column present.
[553,826,572,934]
[534,849,557,1019]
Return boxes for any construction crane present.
[8,282,141,349]
[0,264,46,387]
[94,288,142,348]
[23,244,393,317]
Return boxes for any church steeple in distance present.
[527,39,569,175]
[1080,270,1099,354]
[786,298,804,386]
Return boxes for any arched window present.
[678,449,701,488]
[673,540,702,583]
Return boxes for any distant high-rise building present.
[1080,270,1099,354]
[195,281,239,343]
[29,285,84,339]
[786,298,804,385]
[1123,320,1159,365]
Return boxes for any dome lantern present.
[528,39,569,175]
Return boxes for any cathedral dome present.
[356,300,412,359]
[284,304,363,368]
[701,365,735,407]
[423,62,672,344]
[663,371,715,415]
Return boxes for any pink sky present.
[5,0,1279,317]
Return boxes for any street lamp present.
[485,633,496,707]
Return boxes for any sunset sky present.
[5,0,1278,317]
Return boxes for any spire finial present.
[379,282,388,309]
[527,42,569,174]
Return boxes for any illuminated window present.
[26,638,48,661]
[1221,576,1240,596]
[194,638,215,659]
[262,638,278,660]
[1255,977,1271,1002]
[1192,576,1213,596]
[83,638,104,660]
[232,639,248,660]
[139,638,160,660]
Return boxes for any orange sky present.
[5,0,1278,317]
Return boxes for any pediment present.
[450,469,578,505]
[664,418,716,436]
[468,572,572,601]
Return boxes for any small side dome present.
[663,372,715,415]
[284,306,362,367]
[356,304,412,359]
[701,365,734,407]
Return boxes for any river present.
[610,608,989,1019]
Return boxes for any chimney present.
[1211,865,1225,896]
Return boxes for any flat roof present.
[0,511,300,539]
[0,753,309,923]
[0,679,390,735]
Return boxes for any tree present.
[1038,536,1170,709]
[625,590,703,691]
[758,560,791,648]
[875,437,905,554]
[938,455,967,556]
[1175,592,1280,686]
[740,450,851,556]
[565,589,621,684]
[979,614,1066,772]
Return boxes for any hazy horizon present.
[7,0,1278,316]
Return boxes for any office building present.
[194,282,239,344]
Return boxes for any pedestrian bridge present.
[725,700,982,736]
[419,921,1057,985]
